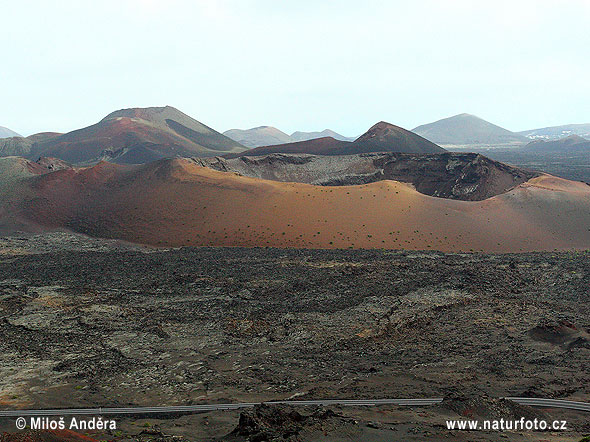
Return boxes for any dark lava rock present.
[224,404,350,441]
[0,430,98,442]
[438,393,548,421]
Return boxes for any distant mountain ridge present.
[412,113,528,146]
[223,126,292,148]
[524,135,590,152]
[0,126,21,139]
[519,123,590,140]
[290,129,355,142]
[226,121,445,158]
[224,126,353,147]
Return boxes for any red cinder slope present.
[4,158,589,253]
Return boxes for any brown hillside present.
[3,158,589,253]
[31,106,245,164]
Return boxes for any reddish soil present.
[3,158,589,252]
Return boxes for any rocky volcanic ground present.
[196,152,537,201]
[0,234,588,441]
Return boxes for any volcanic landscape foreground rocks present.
[0,237,589,440]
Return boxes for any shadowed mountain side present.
[197,152,537,201]
[224,137,351,158]
[3,158,590,252]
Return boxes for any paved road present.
[0,397,588,417]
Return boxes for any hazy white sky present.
[2,0,589,136]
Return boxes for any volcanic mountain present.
[0,125,21,138]
[2,154,589,252]
[228,121,444,158]
[223,126,292,147]
[224,126,354,147]
[24,106,246,164]
[523,135,590,152]
[413,113,528,147]
[519,123,590,140]
[350,121,444,154]
[290,129,354,142]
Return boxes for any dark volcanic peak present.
[355,120,402,141]
[19,106,246,164]
[352,121,445,154]
[413,113,528,146]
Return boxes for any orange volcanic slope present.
[10,158,590,252]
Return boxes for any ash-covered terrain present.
[0,235,588,441]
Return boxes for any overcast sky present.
[2,0,589,136]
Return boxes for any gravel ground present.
[0,235,588,440]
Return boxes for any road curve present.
[0,397,588,417]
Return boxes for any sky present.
[1,0,590,137]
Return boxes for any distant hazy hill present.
[227,121,444,158]
[412,113,528,146]
[224,126,354,147]
[524,135,590,152]
[0,126,21,139]
[519,123,590,140]
[223,126,292,148]
[29,106,246,164]
[0,132,62,157]
[290,129,354,142]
